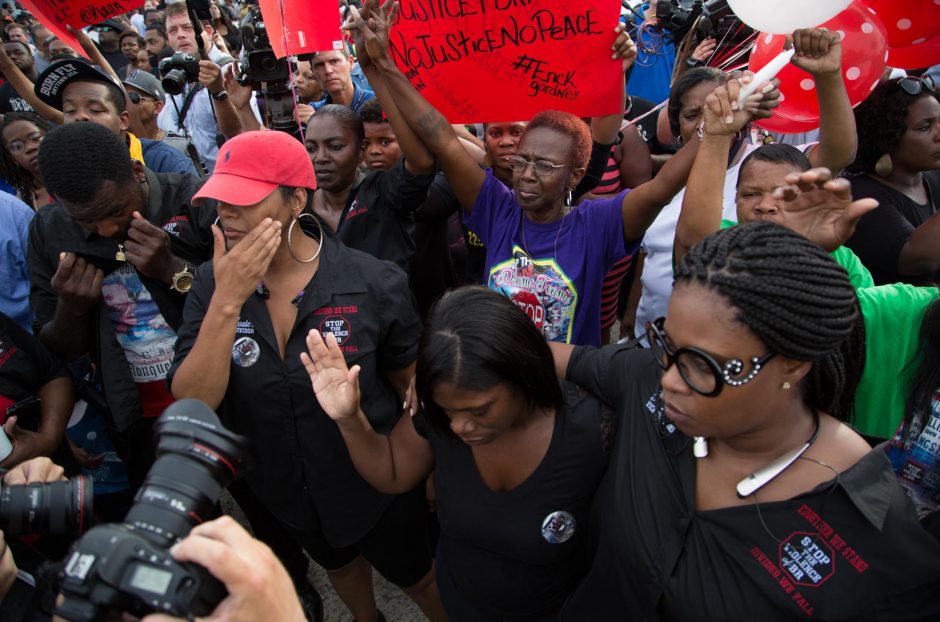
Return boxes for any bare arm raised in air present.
[301,329,434,494]
[344,0,484,212]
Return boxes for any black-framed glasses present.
[646,317,776,397]
[6,131,43,155]
[505,155,574,177]
[899,75,936,96]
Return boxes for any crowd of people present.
[0,0,939,620]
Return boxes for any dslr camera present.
[159,51,202,96]
[50,400,250,622]
[0,471,92,536]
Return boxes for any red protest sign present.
[20,0,143,59]
[388,0,623,123]
[258,0,344,58]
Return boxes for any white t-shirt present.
[633,143,758,338]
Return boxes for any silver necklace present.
[521,208,568,262]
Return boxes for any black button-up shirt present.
[560,344,940,621]
[168,234,422,546]
[28,170,216,433]
[332,161,433,271]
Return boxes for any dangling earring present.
[564,187,573,207]
[875,153,893,177]
[287,213,324,264]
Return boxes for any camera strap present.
[176,84,204,133]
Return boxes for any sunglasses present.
[646,317,776,397]
[898,75,936,96]
[127,91,156,104]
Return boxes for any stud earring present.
[781,381,791,391]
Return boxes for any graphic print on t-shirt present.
[489,246,578,343]
[886,391,940,517]
[102,264,176,382]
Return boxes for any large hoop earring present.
[874,153,893,178]
[564,187,574,207]
[287,213,324,264]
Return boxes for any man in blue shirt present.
[624,1,676,105]
[0,191,34,332]
[310,49,375,113]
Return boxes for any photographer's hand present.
[0,532,16,603]
[139,516,305,622]
[2,456,66,485]
[198,61,225,95]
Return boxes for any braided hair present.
[675,222,866,421]
[0,112,52,210]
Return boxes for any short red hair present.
[524,110,591,169]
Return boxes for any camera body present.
[51,400,249,622]
[54,523,226,621]
[239,5,291,84]
[159,51,202,95]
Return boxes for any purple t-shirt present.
[464,171,634,346]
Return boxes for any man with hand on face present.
[33,58,198,176]
[27,122,216,488]
[157,2,260,172]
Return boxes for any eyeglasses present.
[505,155,574,177]
[898,75,936,96]
[6,131,43,155]
[127,91,155,104]
[646,317,776,397]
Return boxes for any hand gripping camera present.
[50,400,250,621]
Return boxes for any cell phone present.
[71,252,119,274]
[6,395,40,430]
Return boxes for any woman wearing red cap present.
[168,130,446,622]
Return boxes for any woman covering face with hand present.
[168,131,444,622]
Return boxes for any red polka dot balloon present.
[860,0,940,49]
[888,34,940,70]
[748,1,888,126]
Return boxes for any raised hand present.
[211,217,281,311]
[702,74,776,137]
[611,23,638,71]
[790,28,842,77]
[50,252,104,317]
[300,329,361,422]
[691,37,717,63]
[343,0,399,71]
[775,168,879,252]
[124,212,181,283]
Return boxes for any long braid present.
[676,222,866,421]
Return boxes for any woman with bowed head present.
[169,130,444,622]
[302,285,616,621]
[343,0,780,347]
[845,76,940,286]
[549,221,940,619]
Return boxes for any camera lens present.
[161,68,188,96]
[123,400,249,549]
[0,475,92,536]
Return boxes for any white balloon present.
[727,0,852,34]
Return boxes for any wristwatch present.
[686,56,705,68]
[210,89,229,101]
[171,263,195,294]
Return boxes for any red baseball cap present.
[192,131,317,206]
